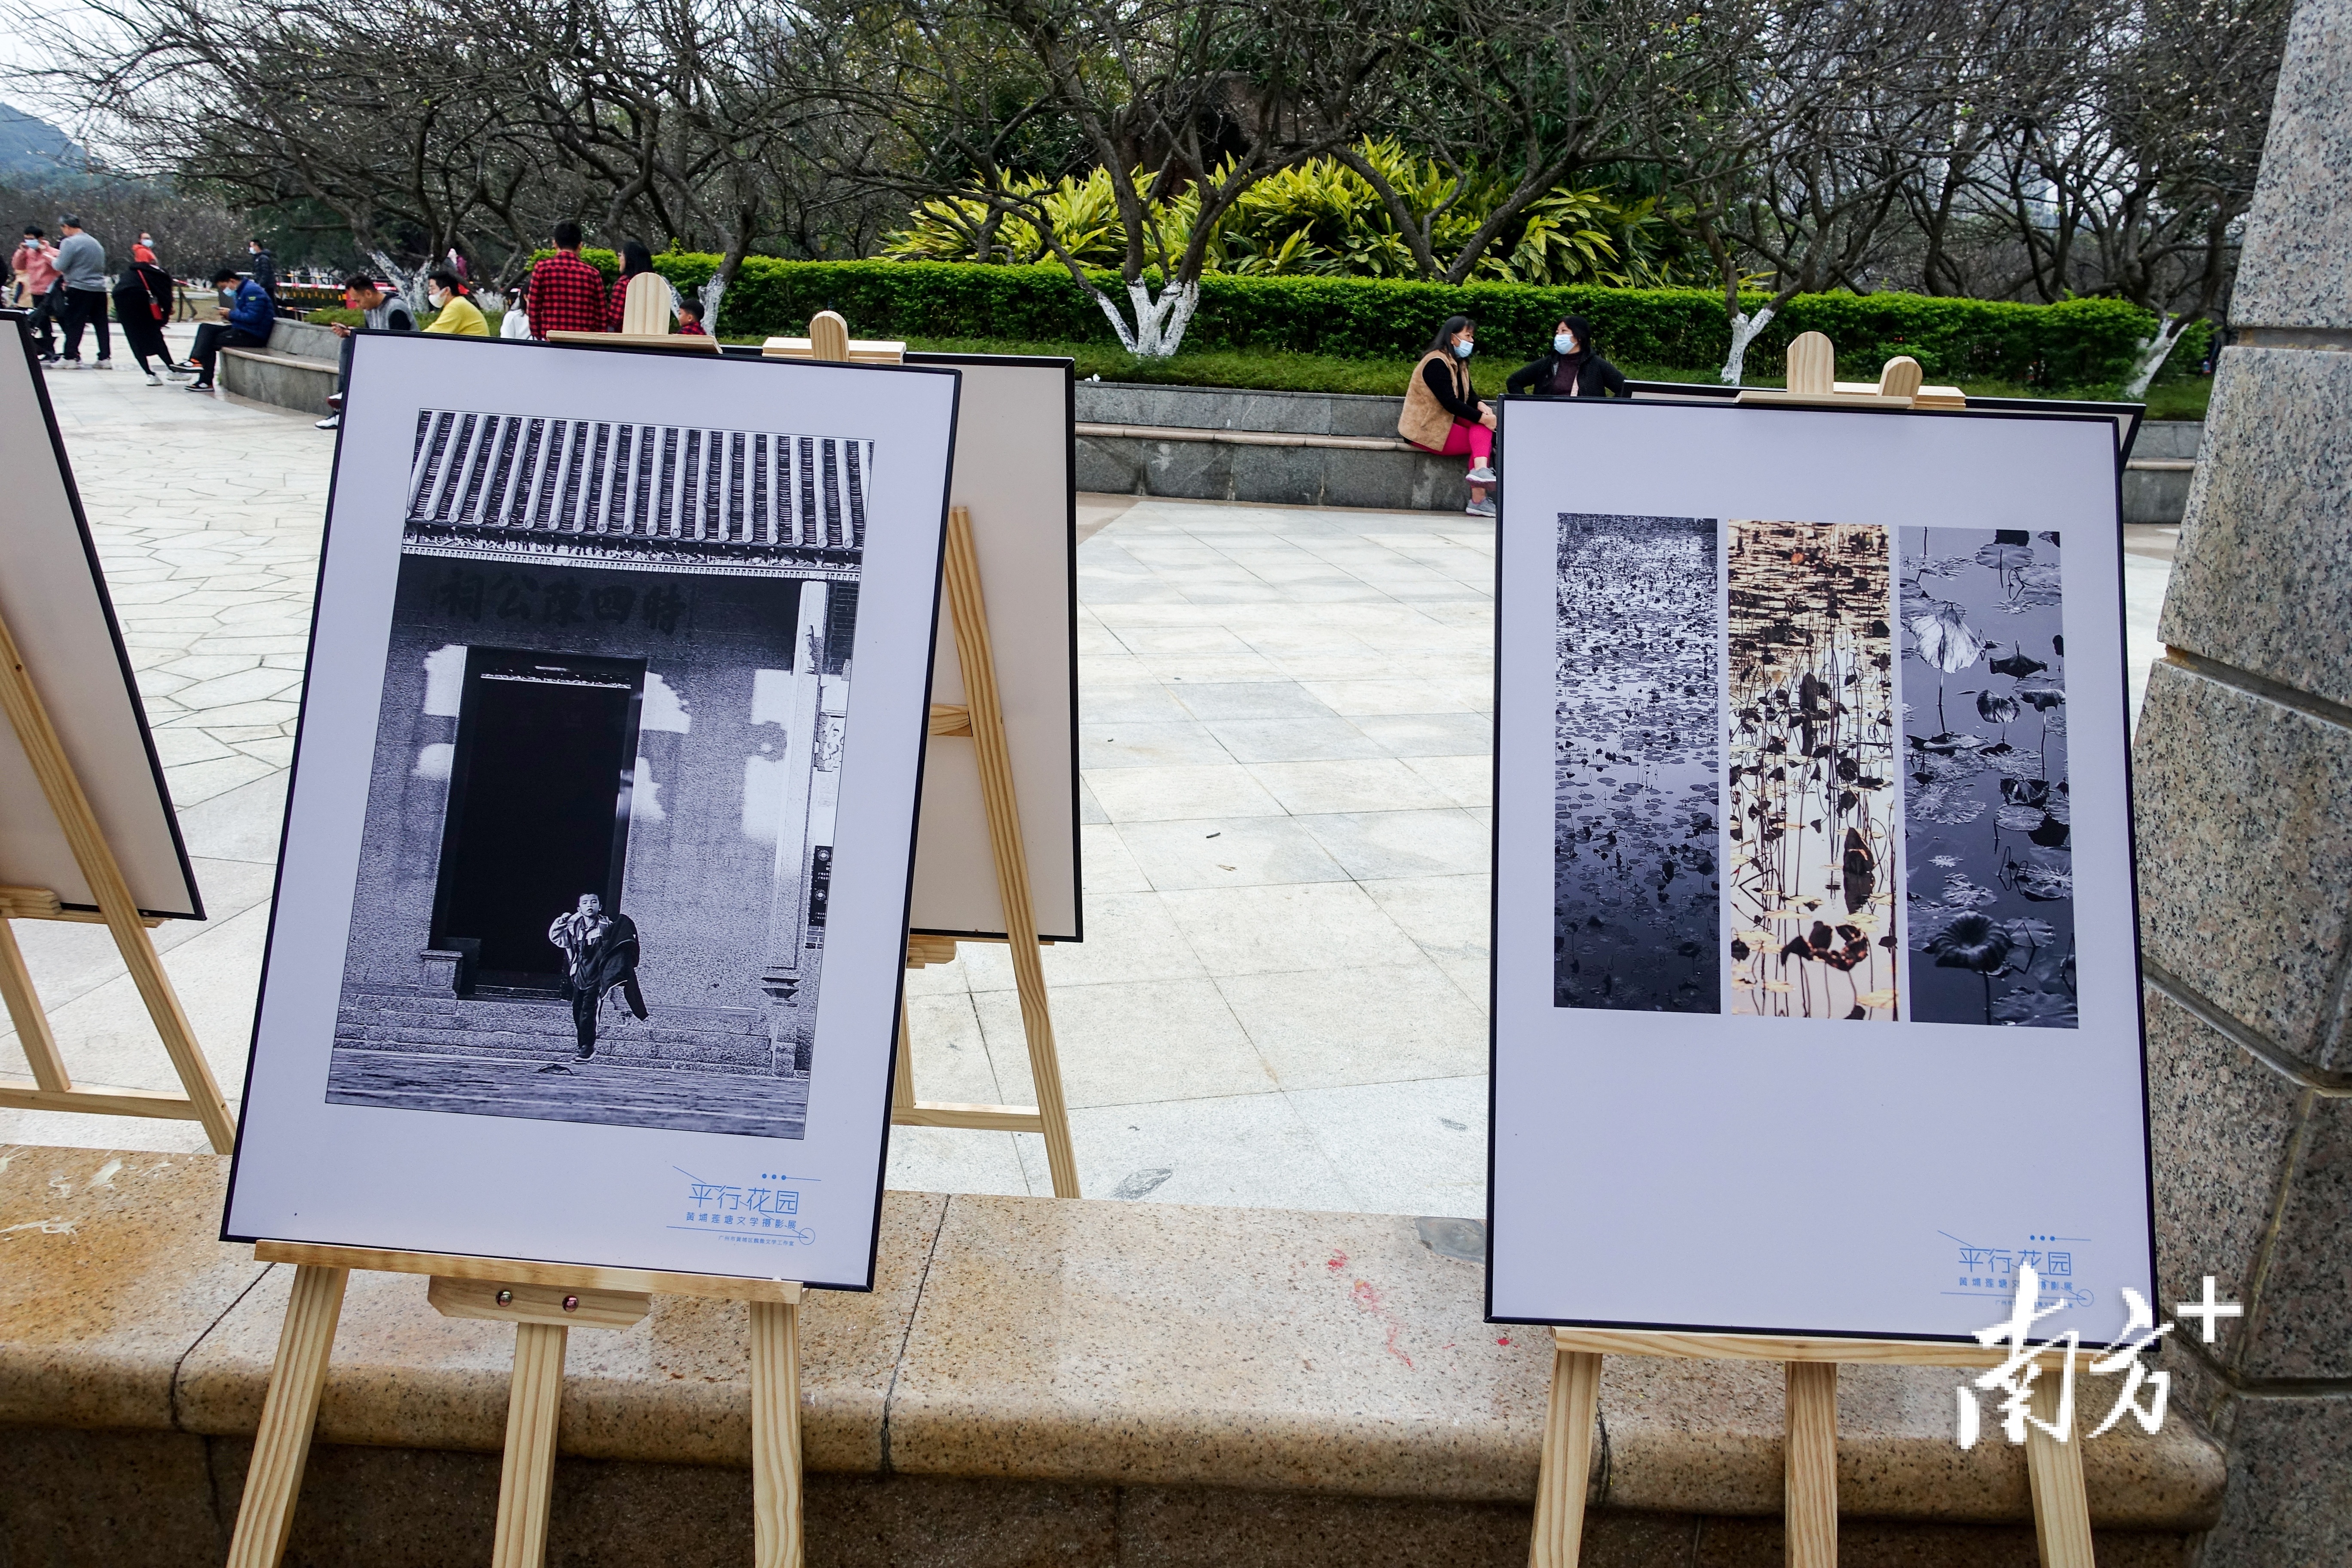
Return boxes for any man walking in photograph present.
[543,892,647,1070]
[52,216,111,368]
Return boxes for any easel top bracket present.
[255,1239,805,1305]
[1734,330,1966,410]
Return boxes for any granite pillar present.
[2133,0,2352,1559]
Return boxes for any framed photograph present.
[1488,396,2154,1341]
[222,333,959,1290]
[0,311,203,919]
[901,352,1080,942]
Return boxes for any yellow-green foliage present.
[882,140,1649,287]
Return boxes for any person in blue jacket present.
[186,265,275,391]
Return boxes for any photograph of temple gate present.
[323,407,875,1139]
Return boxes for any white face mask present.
[1555,332,1577,354]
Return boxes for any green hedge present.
[542,250,2204,389]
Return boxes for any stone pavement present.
[0,341,2182,1219]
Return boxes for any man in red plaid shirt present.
[526,221,609,339]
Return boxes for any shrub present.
[530,250,2200,389]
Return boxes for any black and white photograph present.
[323,408,876,1138]
[222,334,958,1289]
[1491,398,2150,1341]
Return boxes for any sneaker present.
[315,413,340,430]
[185,380,213,392]
[38,354,59,365]
[92,358,112,370]
[1465,465,1497,484]
[1465,497,1497,517]
[165,365,192,379]
[145,371,161,385]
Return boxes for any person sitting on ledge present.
[1398,314,1499,517]
[185,265,274,392]
[676,297,708,336]
[420,270,490,336]
[1506,314,1629,400]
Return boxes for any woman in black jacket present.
[110,256,186,383]
[1505,315,1629,400]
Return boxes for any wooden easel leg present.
[892,997,916,1117]
[0,917,70,1091]
[1784,1361,1838,1568]
[491,1321,569,1568]
[0,604,236,1152]
[112,913,235,1152]
[939,507,1080,1199]
[750,1298,805,1568]
[2026,1372,2096,1568]
[224,1263,349,1568]
[1529,1347,1601,1568]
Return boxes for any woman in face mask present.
[1397,314,1499,516]
[1506,315,1629,401]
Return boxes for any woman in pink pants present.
[1397,314,1499,516]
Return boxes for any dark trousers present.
[570,975,647,1055]
[60,288,110,360]
[25,288,62,355]
[188,322,264,381]
[115,307,172,372]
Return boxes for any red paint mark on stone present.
[1349,1279,1415,1369]
[1497,1337,1512,1346]
[1326,1250,1348,1272]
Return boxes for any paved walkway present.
[0,345,2181,1222]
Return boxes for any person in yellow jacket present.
[420,270,490,336]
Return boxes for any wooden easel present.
[0,601,237,1152]
[224,1244,807,1568]
[1736,330,1967,410]
[774,312,1083,1200]
[227,326,811,1568]
[546,272,721,351]
[1528,1328,2095,1567]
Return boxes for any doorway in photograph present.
[429,648,645,993]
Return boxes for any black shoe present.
[576,1044,595,1061]
[186,380,213,392]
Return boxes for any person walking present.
[12,226,60,357]
[317,273,415,429]
[1505,315,1629,401]
[52,216,112,368]
[245,237,277,298]
[524,220,608,339]
[542,893,646,1070]
[420,270,489,336]
[1398,314,1498,516]
[185,266,274,391]
[110,249,186,381]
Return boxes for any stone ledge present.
[0,1145,2225,1548]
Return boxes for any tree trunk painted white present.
[1089,276,1204,358]
[699,273,727,328]
[2122,314,2194,398]
[369,249,429,315]
[1720,303,1777,385]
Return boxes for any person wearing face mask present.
[1507,315,1629,401]
[1399,314,1499,517]
[420,270,490,336]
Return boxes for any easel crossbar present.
[253,1240,804,1304]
